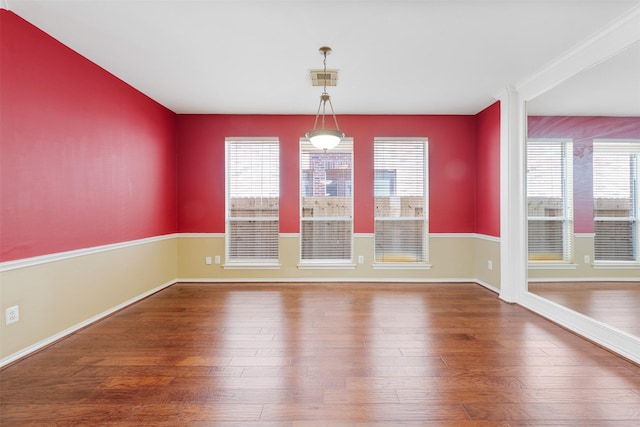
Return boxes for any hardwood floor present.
[529,281,640,337]
[1,282,639,426]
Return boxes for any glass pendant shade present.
[306,128,344,150]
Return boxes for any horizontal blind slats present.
[300,220,352,260]
[226,139,280,262]
[374,139,428,263]
[527,140,573,262]
[527,143,564,217]
[300,139,353,261]
[227,220,279,260]
[593,142,639,261]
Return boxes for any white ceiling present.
[527,42,640,116]
[5,0,640,115]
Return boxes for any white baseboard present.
[519,292,640,365]
[0,279,177,368]
[176,277,487,284]
[474,279,500,294]
[1,277,500,367]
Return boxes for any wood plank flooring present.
[1,282,639,426]
[529,281,640,337]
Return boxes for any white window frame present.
[299,138,354,268]
[592,140,640,265]
[527,139,574,265]
[373,137,430,269]
[225,137,280,268]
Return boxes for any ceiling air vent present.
[310,69,338,86]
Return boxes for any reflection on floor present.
[1,282,640,425]
[529,281,640,337]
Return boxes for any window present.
[593,141,640,262]
[225,138,279,264]
[374,138,428,263]
[527,140,574,262]
[300,139,353,263]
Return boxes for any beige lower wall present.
[1,233,502,365]
[474,236,501,290]
[0,237,177,363]
[528,234,640,281]
[177,233,500,285]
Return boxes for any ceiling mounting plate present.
[310,69,338,87]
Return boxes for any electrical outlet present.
[584,255,590,264]
[215,256,221,264]
[205,256,212,265]
[358,255,364,264]
[487,260,493,270]
[6,305,19,325]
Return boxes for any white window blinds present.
[374,138,428,263]
[300,139,353,262]
[527,140,574,262]
[593,141,640,262]
[225,139,279,263]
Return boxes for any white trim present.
[301,216,353,221]
[529,276,640,283]
[178,277,484,284]
[527,137,572,143]
[354,233,375,238]
[372,263,432,270]
[177,233,224,238]
[430,233,500,242]
[474,234,500,243]
[593,262,640,270]
[176,232,497,240]
[0,234,177,272]
[518,292,640,365]
[0,279,178,368]
[223,262,281,270]
[475,279,500,294]
[575,233,596,238]
[280,233,300,238]
[516,5,640,101]
[297,263,356,270]
[374,137,429,142]
[225,136,279,142]
[528,262,578,270]
[593,139,640,151]
[429,233,475,239]
[498,86,528,304]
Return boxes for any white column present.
[497,86,527,303]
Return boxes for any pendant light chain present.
[322,49,328,93]
[321,50,328,129]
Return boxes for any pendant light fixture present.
[306,46,344,151]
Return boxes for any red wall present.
[475,102,501,237]
[0,10,177,262]
[2,9,504,263]
[528,116,640,233]
[176,114,478,234]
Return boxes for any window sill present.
[592,262,640,270]
[297,262,356,270]
[223,262,281,270]
[528,262,577,270]
[373,262,432,270]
